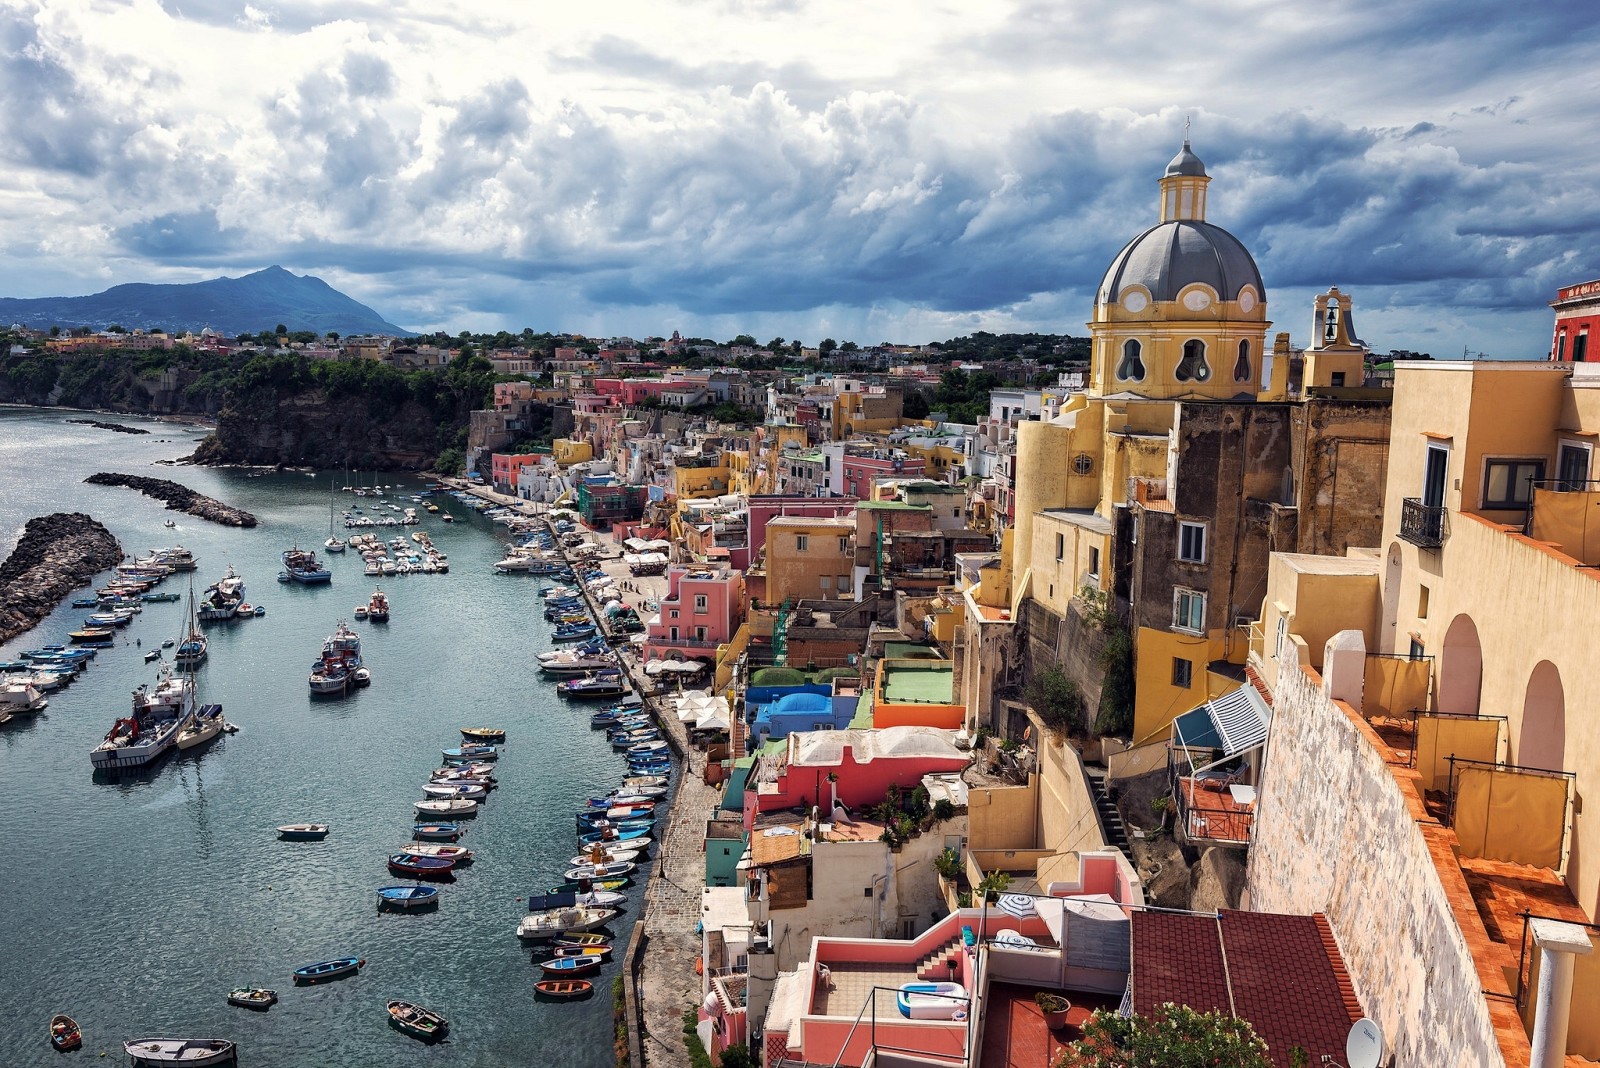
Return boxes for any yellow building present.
[762,516,856,604]
[671,453,732,501]
[552,438,593,467]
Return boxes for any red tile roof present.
[1131,909,1361,1068]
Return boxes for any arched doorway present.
[1437,614,1483,715]
[1519,661,1567,771]
[1381,543,1403,655]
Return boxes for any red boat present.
[534,979,593,999]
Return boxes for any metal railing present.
[1399,497,1447,548]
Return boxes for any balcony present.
[1399,497,1447,548]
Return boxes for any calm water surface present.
[0,407,642,1066]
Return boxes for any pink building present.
[642,565,746,662]
[743,726,969,826]
[841,453,926,499]
[489,452,542,491]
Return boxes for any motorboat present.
[568,848,643,867]
[90,666,197,771]
[517,905,619,940]
[277,824,329,841]
[197,566,246,622]
[416,798,478,818]
[578,826,653,845]
[563,861,635,881]
[176,703,228,750]
[226,988,277,1010]
[559,673,630,701]
[281,547,332,584]
[541,655,619,677]
[292,958,364,984]
[1,680,47,714]
[387,1000,448,1042]
[123,1038,236,1066]
[365,588,390,622]
[376,885,441,911]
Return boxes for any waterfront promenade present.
[449,479,718,1067]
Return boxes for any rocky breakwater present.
[0,513,124,644]
[67,418,150,435]
[84,473,258,528]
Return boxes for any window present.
[1175,339,1210,383]
[1558,443,1591,492]
[694,594,708,612]
[1418,585,1430,620]
[1171,657,1193,688]
[838,536,849,553]
[1178,521,1208,564]
[1577,332,1590,363]
[837,575,849,594]
[1233,339,1251,382]
[669,626,679,640]
[1055,533,1065,561]
[795,534,809,552]
[1117,339,1146,381]
[1088,547,1100,578]
[1482,458,1544,509]
[1557,333,1567,360]
[695,627,707,641]
[1330,371,1346,387]
[1173,588,1205,633]
[820,575,832,591]
[670,610,679,619]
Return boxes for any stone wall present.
[1247,661,1506,1068]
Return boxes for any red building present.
[489,452,542,492]
[1551,279,1600,362]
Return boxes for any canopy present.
[1171,684,1273,759]
[997,893,1038,920]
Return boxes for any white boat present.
[568,848,643,866]
[516,905,619,940]
[401,843,474,863]
[421,782,487,801]
[176,704,228,750]
[90,666,197,770]
[0,680,47,714]
[123,1038,237,1066]
[416,798,478,817]
[564,861,636,881]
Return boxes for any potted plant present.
[1034,991,1071,1029]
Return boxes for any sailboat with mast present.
[174,576,209,670]
[325,472,347,554]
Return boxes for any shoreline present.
[0,400,216,430]
[0,513,124,646]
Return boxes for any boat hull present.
[123,1039,237,1066]
[292,958,364,984]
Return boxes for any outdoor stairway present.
[915,937,965,980]
[1085,766,1133,862]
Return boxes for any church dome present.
[1165,140,1206,177]
[1096,219,1265,306]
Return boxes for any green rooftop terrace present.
[880,660,955,704]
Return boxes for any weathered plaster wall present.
[1248,663,1506,1068]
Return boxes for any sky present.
[3,0,1599,357]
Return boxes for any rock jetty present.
[84,473,258,527]
[0,513,124,644]
[67,418,149,435]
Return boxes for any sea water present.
[0,407,633,1066]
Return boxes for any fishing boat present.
[50,1014,82,1052]
[292,957,364,984]
[308,620,362,695]
[123,1038,237,1066]
[90,664,197,770]
[388,852,456,878]
[69,625,115,644]
[277,823,329,841]
[538,955,601,977]
[387,1000,449,1042]
[460,727,506,743]
[534,979,593,999]
[401,843,473,864]
[622,774,670,790]
[2,680,48,714]
[553,930,613,948]
[197,566,246,622]
[411,822,464,841]
[415,798,478,818]
[226,988,277,1010]
[376,885,441,911]
[517,904,618,940]
[176,703,228,750]
[281,546,332,584]
[365,587,389,622]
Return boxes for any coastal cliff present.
[84,473,257,527]
[0,513,124,644]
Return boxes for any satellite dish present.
[1345,1017,1385,1068]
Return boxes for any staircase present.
[914,937,965,981]
[1085,766,1132,862]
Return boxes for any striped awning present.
[997,893,1038,919]
[1171,684,1272,757]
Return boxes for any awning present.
[1171,684,1272,757]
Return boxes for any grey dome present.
[1097,220,1265,306]
[1165,140,1207,177]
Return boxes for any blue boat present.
[551,623,598,643]
[579,826,652,845]
[293,957,364,984]
[70,597,98,608]
[388,852,456,878]
[577,812,654,830]
[442,745,498,762]
[538,955,602,977]
[412,823,464,841]
[281,547,332,584]
[377,885,440,911]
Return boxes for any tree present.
[1095,626,1135,736]
[1053,1004,1272,1068]
[1026,664,1087,737]
[107,323,126,333]
[819,338,837,355]
[766,336,786,351]
[327,332,340,342]
[730,334,756,347]
[903,391,930,420]
[717,1045,758,1068]
[275,323,288,336]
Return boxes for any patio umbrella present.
[644,660,668,676]
[997,893,1038,920]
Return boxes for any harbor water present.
[0,406,639,1066]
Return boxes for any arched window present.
[1175,339,1210,383]
[1233,339,1252,382]
[1117,339,1146,381]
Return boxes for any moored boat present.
[123,1038,237,1066]
[388,852,456,878]
[416,798,478,818]
[421,781,487,801]
[401,843,473,864]
[50,1014,82,1052]
[377,885,441,910]
[365,587,389,622]
[459,727,506,743]
[442,743,497,762]
[551,943,614,960]
[176,703,227,750]
[90,665,197,771]
[292,957,364,984]
[387,1000,449,1042]
[517,904,618,940]
[277,823,330,841]
[411,822,464,841]
[553,930,613,948]
[538,955,601,977]
[534,978,593,999]
[226,988,277,1010]
[281,546,332,584]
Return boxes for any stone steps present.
[915,937,965,981]
[1086,766,1133,862]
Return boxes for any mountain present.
[0,266,409,336]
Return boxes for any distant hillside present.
[0,266,408,336]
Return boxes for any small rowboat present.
[123,1038,236,1066]
[387,1000,449,1042]
[402,843,473,864]
[412,822,464,841]
[565,861,635,881]
[377,885,441,910]
[277,824,330,841]
[421,782,488,801]
[460,727,506,743]
[554,930,612,948]
[293,957,364,984]
[551,943,613,960]
[50,1014,83,1052]
[442,744,498,762]
[568,848,643,867]
[539,955,602,977]
[388,852,456,878]
[226,987,277,1010]
[545,877,630,894]
[416,798,478,818]
[535,978,593,999]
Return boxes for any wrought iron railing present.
[1399,497,1446,548]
